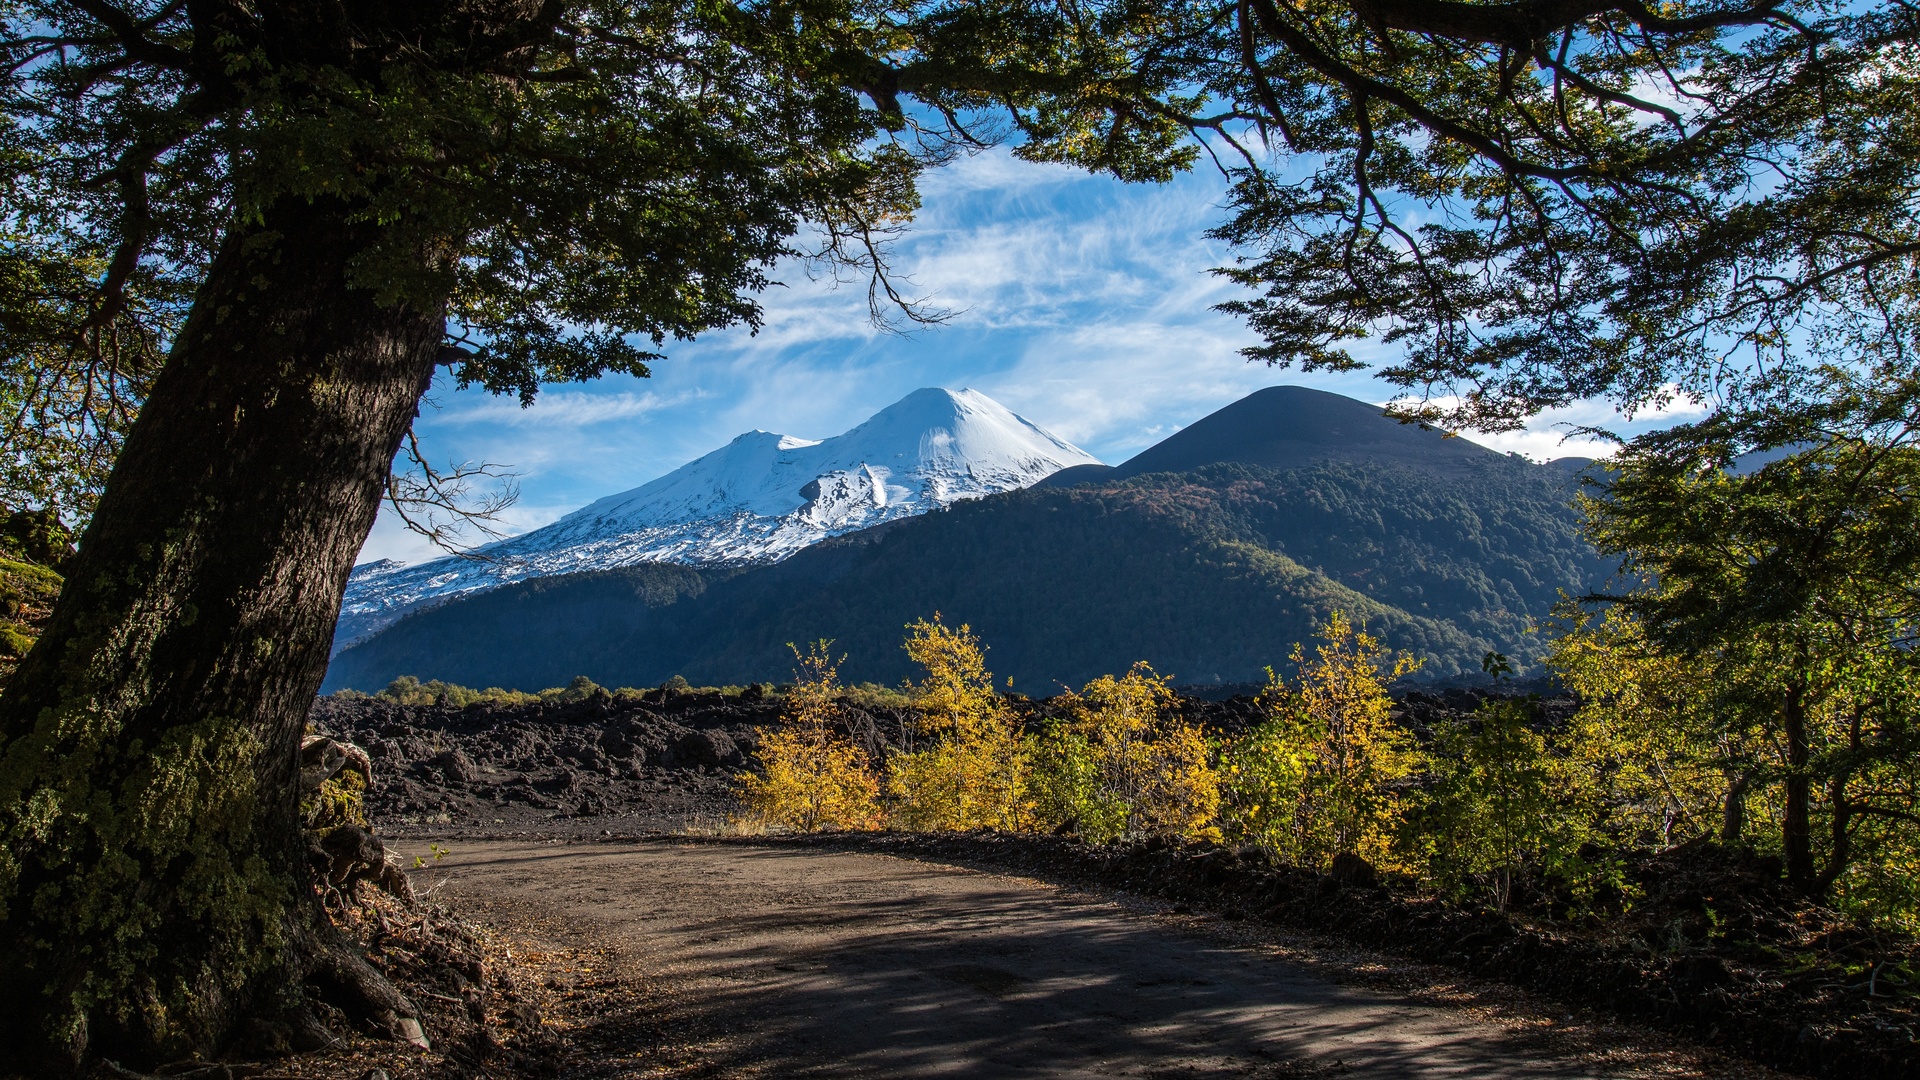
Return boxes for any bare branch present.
[385,427,521,559]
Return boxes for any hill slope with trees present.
[1036,385,1509,488]
[325,455,1612,692]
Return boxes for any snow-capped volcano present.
[335,388,1099,651]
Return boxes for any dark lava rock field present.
[306,684,1547,838]
[307,686,919,835]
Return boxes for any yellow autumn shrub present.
[737,642,882,832]
[1548,605,1744,848]
[1221,612,1420,870]
[1031,662,1220,842]
[886,616,1027,831]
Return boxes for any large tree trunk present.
[0,195,444,1073]
[1781,682,1817,892]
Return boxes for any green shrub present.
[1221,614,1420,871]
[1026,723,1128,841]
[1410,697,1618,911]
[1026,663,1219,842]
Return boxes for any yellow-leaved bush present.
[1546,606,1735,848]
[731,600,1920,932]
[886,616,1028,831]
[1028,663,1220,842]
[736,612,1421,855]
[1219,612,1420,871]
[735,642,883,832]
[737,611,1642,908]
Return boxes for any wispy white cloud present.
[359,146,1700,564]
[1458,427,1616,462]
[1393,387,1714,463]
[436,388,704,428]
[915,147,1089,197]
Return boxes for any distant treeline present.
[326,459,1611,693]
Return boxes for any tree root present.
[93,1061,275,1079]
[302,929,430,1051]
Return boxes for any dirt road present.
[410,839,1740,1079]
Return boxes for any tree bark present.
[1814,709,1866,896]
[1781,682,1817,892]
[1720,767,1757,844]
[1816,776,1854,897]
[0,195,444,1072]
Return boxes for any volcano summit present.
[337,387,1098,650]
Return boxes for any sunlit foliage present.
[376,676,543,708]
[1549,607,1751,852]
[1220,613,1419,870]
[886,616,1028,831]
[1028,663,1220,843]
[0,507,68,686]
[737,643,882,833]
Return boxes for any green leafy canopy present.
[1182,0,1920,431]
[6,0,1914,505]
[0,0,1200,512]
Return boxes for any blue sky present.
[361,147,1702,566]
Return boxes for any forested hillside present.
[325,456,1610,692]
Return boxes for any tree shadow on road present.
[442,842,1606,1079]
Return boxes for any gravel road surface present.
[398,839,1738,1079]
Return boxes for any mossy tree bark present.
[0,196,445,1073]
[0,0,1153,1070]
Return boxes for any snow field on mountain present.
[337,388,1098,649]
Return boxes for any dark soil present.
[307,687,1918,1079]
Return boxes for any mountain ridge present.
[325,456,1610,692]
[1036,385,1500,489]
[336,387,1097,650]
[325,384,1612,691]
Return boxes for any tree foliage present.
[1220,612,1419,870]
[738,641,882,833]
[1175,0,1920,431]
[1562,393,1920,919]
[1549,607,1738,849]
[1412,694,1612,911]
[886,615,1028,830]
[0,0,1216,547]
[0,223,167,522]
[7,0,1908,515]
[373,675,566,709]
[0,0,1202,406]
[1028,662,1220,842]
